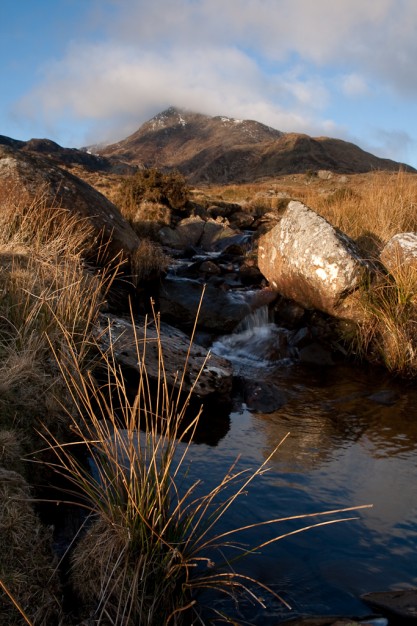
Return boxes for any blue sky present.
[2,0,417,167]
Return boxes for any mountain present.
[94,106,415,183]
[0,135,135,176]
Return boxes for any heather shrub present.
[118,168,189,213]
[116,169,189,238]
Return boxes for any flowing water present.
[179,308,417,623]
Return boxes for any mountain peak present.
[144,106,201,131]
[95,108,415,183]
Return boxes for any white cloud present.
[102,0,417,94]
[19,38,335,144]
[340,73,370,98]
[15,0,417,152]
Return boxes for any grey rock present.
[258,200,371,320]
[97,313,233,406]
[380,232,417,273]
[159,277,251,333]
[0,144,139,265]
[159,216,237,251]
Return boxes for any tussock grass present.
[38,301,371,625]
[130,237,169,285]
[346,258,417,375]
[0,184,115,622]
[0,184,114,432]
[0,469,62,626]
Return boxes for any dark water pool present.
[179,358,417,623]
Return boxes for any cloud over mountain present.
[15,0,417,164]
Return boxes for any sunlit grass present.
[36,300,372,625]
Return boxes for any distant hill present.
[93,106,415,183]
[0,135,135,176]
[1,107,414,186]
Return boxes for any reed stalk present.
[37,299,372,625]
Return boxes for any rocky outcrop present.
[0,134,136,175]
[0,144,139,264]
[158,277,253,333]
[159,215,237,251]
[97,313,233,409]
[380,232,417,273]
[258,201,371,320]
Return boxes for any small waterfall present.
[235,304,270,332]
[211,305,291,366]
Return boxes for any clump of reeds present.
[39,300,371,625]
[0,183,114,623]
[130,237,169,285]
[347,257,417,375]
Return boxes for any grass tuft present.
[38,301,371,625]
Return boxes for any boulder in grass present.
[380,232,417,273]
[0,144,140,265]
[258,200,371,321]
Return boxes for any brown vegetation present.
[199,170,417,375]
[0,184,112,623]
[0,178,372,624]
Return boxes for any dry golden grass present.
[0,469,62,626]
[306,171,417,251]
[0,184,115,623]
[36,301,371,625]
[0,184,114,416]
[196,171,417,250]
[130,237,169,285]
[345,256,417,375]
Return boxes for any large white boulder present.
[380,232,417,273]
[258,200,370,319]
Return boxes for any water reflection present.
[190,354,417,622]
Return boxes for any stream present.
[176,309,417,623]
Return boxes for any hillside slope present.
[95,107,414,183]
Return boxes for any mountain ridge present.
[1,106,414,185]
[93,106,415,183]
